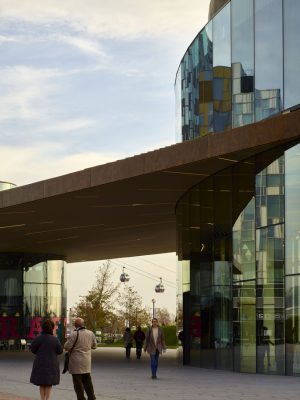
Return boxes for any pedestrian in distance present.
[64,317,97,400]
[144,318,166,379]
[30,319,63,400]
[123,327,133,359]
[134,325,145,359]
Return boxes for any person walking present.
[30,319,63,400]
[64,317,97,400]
[123,327,133,359]
[144,318,166,379]
[134,326,145,359]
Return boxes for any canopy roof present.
[0,110,299,262]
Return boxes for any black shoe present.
[151,375,157,379]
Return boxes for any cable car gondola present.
[120,266,130,283]
[155,277,165,293]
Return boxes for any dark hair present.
[125,327,130,332]
[42,319,55,334]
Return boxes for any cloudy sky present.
[0,0,210,314]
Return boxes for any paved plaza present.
[1,347,300,400]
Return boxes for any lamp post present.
[151,298,156,319]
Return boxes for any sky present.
[0,0,210,315]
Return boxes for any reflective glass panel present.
[233,281,256,372]
[285,143,300,275]
[24,262,46,284]
[255,0,283,121]
[231,0,254,127]
[175,67,182,142]
[213,3,231,132]
[180,35,201,141]
[284,0,300,109]
[256,157,284,228]
[256,224,285,374]
[199,22,213,136]
[233,198,255,282]
[47,260,64,284]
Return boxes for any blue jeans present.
[150,349,159,377]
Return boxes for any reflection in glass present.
[213,3,231,132]
[0,253,66,342]
[256,157,284,228]
[231,0,254,127]
[199,22,213,136]
[284,0,300,109]
[255,0,283,121]
[233,198,255,282]
[256,224,285,374]
[233,281,256,372]
[285,144,300,275]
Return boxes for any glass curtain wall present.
[176,0,300,141]
[0,254,66,343]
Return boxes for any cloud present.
[0,34,17,43]
[0,143,122,186]
[55,34,109,59]
[0,65,61,120]
[0,0,210,41]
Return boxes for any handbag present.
[62,330,79,374]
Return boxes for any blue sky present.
[0,0,210,313]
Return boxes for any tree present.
[155,307,173,326]
[73,260,120,334]
[118,284,151,328]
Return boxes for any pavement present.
[1,347,300,400]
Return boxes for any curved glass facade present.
[175,0,300,141]
[0,254,66,345]
[176,0,300,375]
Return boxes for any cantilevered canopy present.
[0,110,300,262]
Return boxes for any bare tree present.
[73,260,120,334]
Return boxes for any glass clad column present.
[233,198,256,373]
[199,22,213,136]
[231,0,254,128]
[256,158,285,374]
[213,3,231,132]
[255,0,283,121]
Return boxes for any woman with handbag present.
[30,319,63,400]
[143,318,166,379]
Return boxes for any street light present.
[151,298,156,319]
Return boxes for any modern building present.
[0,0,300,377]
[175,0,300,375]
[0,182,67,345]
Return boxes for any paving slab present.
[1,347,300,400]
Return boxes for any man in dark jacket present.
[133,326,145,359]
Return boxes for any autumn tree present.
[155,307,173,326]
[118,285,151,328]
[73,260,120,334]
